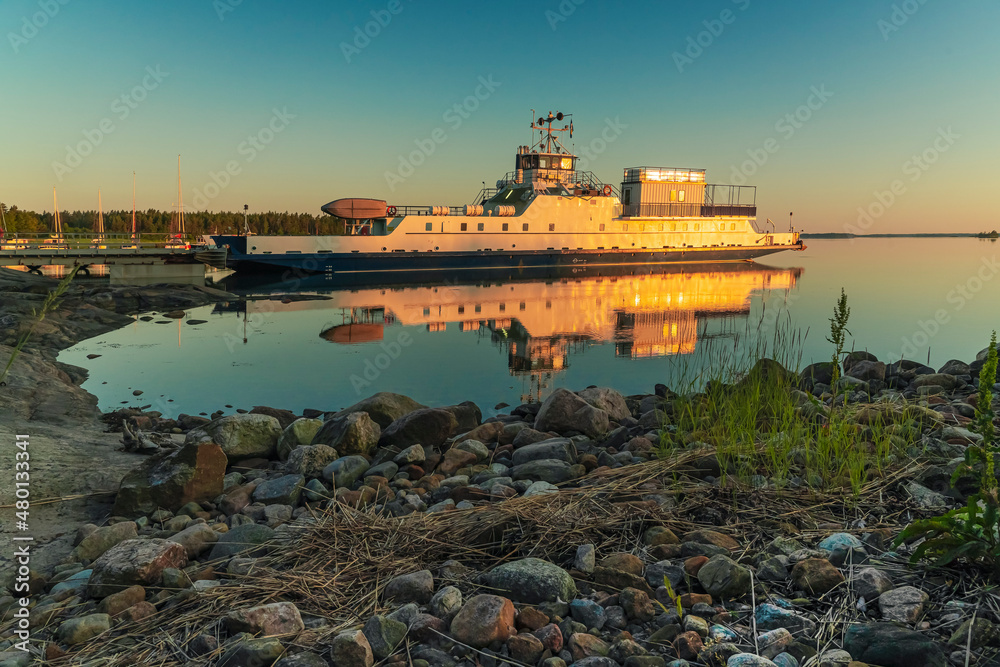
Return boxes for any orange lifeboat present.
[319,323,384,344]
[321,198,388,220]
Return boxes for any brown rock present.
[592,566,654,594]
[600,553,644,576]
[568,633,611,661]
[684,556,709,577]
[620,587,655,622]
[87,539,188,599]
[516,606,550,632]
[437,448,478,476]
[679,593,712,608]
[507,633,546,664]
[534,623,564,652]
[791,558,845,594]
[97,585,146,617]
[113,441,228,516]
[225,601,304,636]
[672,630,704,660]
[682,529,739,551]
[119,601,157,623]
[449,594,516,649]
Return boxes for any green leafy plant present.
[0,267,79,386]
[896,331,1000,575]
[826,288,851,390]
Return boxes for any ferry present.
[211,112,803,274]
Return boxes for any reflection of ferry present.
[214,263,801,400]
[211,112,803,274]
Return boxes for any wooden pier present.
[0,233,227,270]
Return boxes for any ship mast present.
[52,187,63,240]
[531,111,573,154]
[172,155,186,237]
[96,189,104,237]
[132,172,137,239]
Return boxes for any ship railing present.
[498,170,619,197]
[703,184,757,207]
[0,232,202,251]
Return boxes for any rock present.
[253,474,306,506]
[443,401,482,432]
[168,523,220,558]
[429,586,462,621]
[913,373,958,391]
[844,623,946,667]
[508,633,546,664]
[330,630,374,667]
[449,594,516,649]
[757,628,794,659]
[524,480,560,497]
[88,539,187,598]
[534,388,610,438]
[511,459,579,484]
[575,544,596,574]
[620,587,655,621]
[379,408,458,449]
[877,586,928,624]
[97,585,145,616]
[188,413,282,459]
[312,412,381,455]
[672,631,703,661]
[285,445,339,477]
[592,566,652,594]
[273,653,330,667]
[800,362,836,386]
[846,360,886,382]
[697,555,752,599]
[904,481,950,508]
[569,633,611,660]
[570,598,607,630]
[113,440,227,516]
[208,524,275,560]
[323,455,371,489]
[948,618,997,650]
[512,438,578,466]
[851,568,893,602]
[276,418,324,460]
[225,602,305,636]
[727,656,778,667]
[218,637,285,667]
[383,570,434,605]
[333,393,426,428]
[791,558,845,594]
[56,613,110,645]
[817,533,862,552]
[393,445,425,465]
[483,558,577,604]
[644,526,679,547]
[755,603,817,635]
[71,522,138,563]
[683,529,739,551]
[817,650,852,667]
[601,553,644,576]
[362,615,407,660]
[577,387,631,421]
[454,438,490,461]
[938,359,970,376]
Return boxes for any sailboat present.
[167,156,190,248]
[92,189,107,247]
[45,187,67,247]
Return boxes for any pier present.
[0,233,227,270]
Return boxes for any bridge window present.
[461,223,468,232]
[425,222,432,231]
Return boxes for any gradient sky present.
[2,0,997,233]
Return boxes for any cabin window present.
[695,223,700,231]
[522,223,529,231]
[683,224,688,231]
[425,222,432,231]
[423,308,430,316]
[475,305,481,313]
[478,222,484,231]
[499,303,505,312]
[458,306,465,314]
[731,223,737,231]
[539,157,548,168]
[658,223,664,232]
[670,191,677,202]
[599,223,606,232]
[679,190,686,202]
[460,223,468,231]
[671,223,677,232]
[548,223,555,232]
[519,302,526,310]
[502,223,509,231]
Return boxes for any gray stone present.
[56,613,110,645]
[577,387,631,421]
[697,555,752,599]
[285,445,339,477]
[878,585,928,624]
[534,388,610,438]
[225,602,305,636]
[754,603,817,635]
[188,413,281,459]
[218,637,285,667]
[71,522,138,563]
[276,418,323,461]
[362,615,407,660]
[511,459,579,484]
[253,474,305,506]
[570,598,607,630]
[524,480,560,497]
[379,408,458,449]
[312,412,380,456]
[208,523,275,560]
[332,393,426,429]
[905,481,950,508]
[87,539,187,599]
[429,585,462,621]
[329,630,374,667]
[844,622,946,667]
[575,544,596,574]
[393,445,425,465]
[383,570,434,605]
[167,522,220,558]
[322,455,371,489]
[851,567,893,602]
[453,439,490,461]
[512,438,577,466]
[483,558,577,604]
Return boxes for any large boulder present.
[332,392,426,429]
[577,387,631,421]
[225,602,305,636]
[312,412,380,455]
[534,388,610,438]
[442,401,483,432]
[113,440,227,516]
[208,524,275,560]
[276,418,323,461]
[285,444,339,478]
[87,539,187,598]
[71,522,138,563]
[696,555,752,599]
[187,413,281,459]
[378,408,458,449]
[511,438,577,466]
[323,455,371,489]
[483,558,577,604]
[845,623,946,667]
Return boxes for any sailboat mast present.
[97,189,104,236]
[132,172,137,238]
[176,155,185,236]
[52,187,62,238]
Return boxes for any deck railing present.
[0,232,202,251]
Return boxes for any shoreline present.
[2,266,1000,666]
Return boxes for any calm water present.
[60,238,1000,420]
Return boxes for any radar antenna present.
[530,111,574,154]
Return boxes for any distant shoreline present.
[801,232,997,239]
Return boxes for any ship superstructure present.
[212,111,802,273]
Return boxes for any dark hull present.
[213,236,803,279]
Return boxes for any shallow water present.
[59,238,1000,420]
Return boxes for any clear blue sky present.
[2,0,997,233]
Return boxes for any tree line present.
[0,204,344,236]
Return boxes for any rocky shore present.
[2,286,1000,667]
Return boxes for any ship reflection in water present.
[217,263,802,403]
